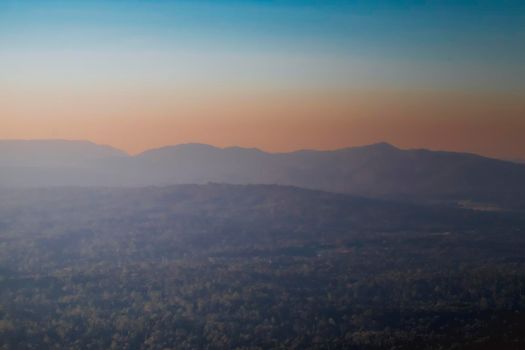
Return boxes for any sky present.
[1,0,524,158]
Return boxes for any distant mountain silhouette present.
[0,140,127,187]
[0,140,126,167]
[1,140,524,208]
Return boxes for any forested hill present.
[0,184,524,349]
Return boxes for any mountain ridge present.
[0,139,524,209]
[1,139,513,163]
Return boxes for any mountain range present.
[1,139,524,209]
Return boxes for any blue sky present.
[1,0,524,92]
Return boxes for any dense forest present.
[0,184,524,349]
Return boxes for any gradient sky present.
[1,0,524,158]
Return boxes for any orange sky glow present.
[2,1,525,160]
[1,88,524,159]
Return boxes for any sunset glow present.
[1,0,524,158]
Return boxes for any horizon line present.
[1,138,521,162]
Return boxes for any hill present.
[134,143,525,207]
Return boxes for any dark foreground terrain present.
[0,184,524,349]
